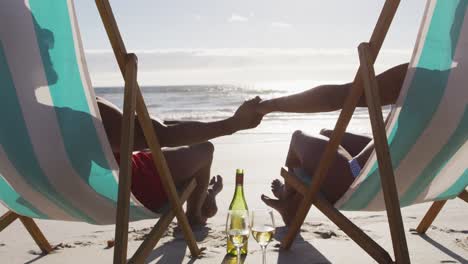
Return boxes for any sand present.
[0,140,467,263]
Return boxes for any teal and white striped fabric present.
[336,0,468,211]
[0,0,156,224]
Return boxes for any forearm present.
[260,63,408,114]
[132,97,262,149]
[99,96,244,151]
[261,83,350,114]
[135,117,237,148]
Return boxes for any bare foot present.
[261,194,299,226]
[201,175,223,218]
[271,179,285,199]
[208,175,223,195]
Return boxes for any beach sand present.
[0,140,467,263]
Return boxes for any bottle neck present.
[235,173,244,186]
[229,170,248,210]
[234,173,245,199]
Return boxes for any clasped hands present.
[230,96,272,131]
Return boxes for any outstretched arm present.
[137,97,262,148]
[257,63,408,114]
[98,96,263,152]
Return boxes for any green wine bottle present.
[227,169,248,256]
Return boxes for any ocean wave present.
[95,85,288,95]
[156,112,343,122]
[95,84,387,133]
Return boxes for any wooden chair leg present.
[314,195,393,264]
[18,216,53,254]
[416,190,467,234]
[280,170,392,263]
[1,211,52,254]
[113,53,139,264]
[129,210,174,264]
[0,211,19,232]
[458,190,468,203]
[129,179,198,264]
[416,200,447,234]
[359,43,410,264]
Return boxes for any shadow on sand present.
[410,230,467,264]
[143,225,210,264]
[274,226,331,264]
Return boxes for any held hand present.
[231,96,264,131]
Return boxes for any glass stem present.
[261,245,267,264]
[237,246,242,264]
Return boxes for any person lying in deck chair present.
[256,63,408,225]
[96,96,263,226]
[13,0,263,227]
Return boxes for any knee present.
[289,130,328,158]
[204,141,215,154]
[292,130,304,139]
[197,141,214,160]
[291,130,305,144]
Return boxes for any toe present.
[271,179,285,199]
[272,179,283,187]
[216,175,223,185]
[209,176,216,185]
[211,175,223,194]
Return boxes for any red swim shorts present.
[114,151,168,212]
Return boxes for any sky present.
[74,0,427,87]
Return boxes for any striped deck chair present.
[0,0,202,263]
[279,0,468,263]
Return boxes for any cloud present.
[84,48,412,86]
[271,22,292,29]
[194,14,202,20]
[228,14,248,23]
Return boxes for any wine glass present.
[226,210,250,264]
[251,209,275,264]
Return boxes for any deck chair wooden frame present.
[0,211,53,254]
[279,1,411,263]
[0,1,202,263]
[415,190,468,234]
[95,1,203,263]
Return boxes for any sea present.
[95,84,387,145]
